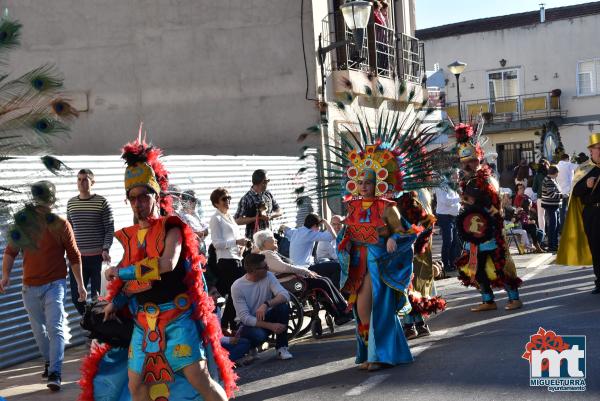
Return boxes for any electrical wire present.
[301,0,318,101]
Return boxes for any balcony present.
[397,33,425,84]
[444,92,566,132]
[320,10,425,96]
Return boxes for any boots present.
[416,323,431,337]
[470,301,497,312]
[505,299,523,310]
[403,324,418,340]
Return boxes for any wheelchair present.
[278,274,337,339]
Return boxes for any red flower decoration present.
[522,327,570,372]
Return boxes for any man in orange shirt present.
[1,181,86,392]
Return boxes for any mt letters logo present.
[522,327,586,392]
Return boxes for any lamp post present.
[317,0,371,218]
[447,60,467,123]
[318,0,372,101]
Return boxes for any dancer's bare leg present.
[128,370,151,401]
[356,271,373,325]
[182,360,228,401]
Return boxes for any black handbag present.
[80,300,133,348]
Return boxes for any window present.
[488,69,520,100]
[577,59,600,96]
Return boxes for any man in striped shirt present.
[67,169,114,314]
[541,165,567,252]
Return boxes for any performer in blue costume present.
[329,126,443,371]
[79,134,236,401]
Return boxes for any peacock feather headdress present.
[298,74,448,200]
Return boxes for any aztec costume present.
[396,190,446,337]
[308,105,444,367]
[557,133,600,289]
[79,137,236,401]
[454,123,523,310]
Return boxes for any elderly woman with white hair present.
[253,229,351,325]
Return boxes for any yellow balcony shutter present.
[467,103,489,118]
[494,99,517,114]
[523,96,547,112]
[446,105,459,120]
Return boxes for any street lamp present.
[319,0,372,78]
[316,0,373,115]
[447,60,467,123]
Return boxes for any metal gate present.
[0,153,319,369]
[496,140,535,176]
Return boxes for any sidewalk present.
[0,239,555,401]
[0,346,88,400]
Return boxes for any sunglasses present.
[221,196,232,202]
[127,192,153,204]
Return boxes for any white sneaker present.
[276,347,293,360]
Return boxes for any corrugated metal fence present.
[0,153,319,369]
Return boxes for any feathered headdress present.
[121,124,172,215]
[454,123,484,162]
[298,75,445,200]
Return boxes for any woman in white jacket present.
[209,187,248,332]
[253,229,351,325]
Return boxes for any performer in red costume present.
[454,123,523,311]
[79,133,236,401]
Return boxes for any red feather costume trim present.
[78,343,111,401]
[180,222,238,397]
[408,293,447,318]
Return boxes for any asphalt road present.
[1,252,598,401]
[234,260,600,401]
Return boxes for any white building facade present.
[417,3,600,175]
[6,0,425,158]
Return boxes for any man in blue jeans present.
[231,253,292,360]
[1,181,86,391]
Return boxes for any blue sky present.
[415,0,594,29]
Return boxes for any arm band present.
[117,257,161,282]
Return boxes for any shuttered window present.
[577,59,600,96]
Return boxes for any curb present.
[523,252,556,269]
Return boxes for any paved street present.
[1,251,599,400]
[233,255,599,401]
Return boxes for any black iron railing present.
[321,11,425,83]
[397,33,424,84]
